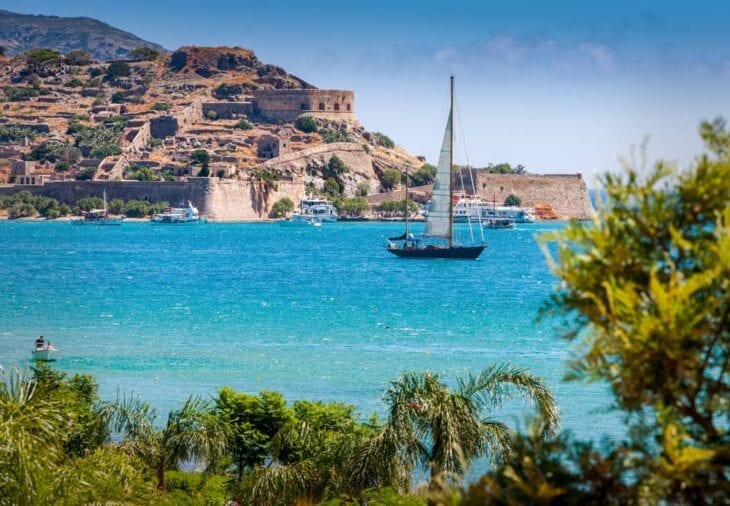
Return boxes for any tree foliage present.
[65,50,93,66]
[295,116,317,133]
[105,61,131,81]
[270,197,295,218]
[530,118,730,503]
[129,47,160,61]
[411,163,437,186]
[380,169,401,190]
[503,194,522,207]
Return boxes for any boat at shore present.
[151,201,204,224]
[278,197,335,226]
[483,216,516,229]
[387,76,486,260]
[72,190,123,226]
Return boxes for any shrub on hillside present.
[0,125,41,143]
[122,200,150,217]
[28,141,81,164]
[8,202,36,219]
[65,50,94,66]
[295,116,317,133]
[4,86,38,101]
[411,163,437,186]
[129,47,159,61]
[372,131,395,148]
[105,61,131,81]
[152,102,170,112]
[380,169,401,190]
[233,119,252,130]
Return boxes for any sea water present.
[0,221,619,443]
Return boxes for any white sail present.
[423,111,452,238]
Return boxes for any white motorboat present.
[300,197,337,222]
[151,201,204,224]
[32,342,58,362]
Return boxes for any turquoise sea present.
[0,221,619,443]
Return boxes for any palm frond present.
[251,461,315,506]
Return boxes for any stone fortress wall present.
[466,173,594,219]
[0,179,304,221]
[253,89,355,122]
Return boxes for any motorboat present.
[151,201,204,224]
[300,197,337,222]
[32,340,58,362]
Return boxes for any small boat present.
[72,190,123,225]
[151,201,204,224]
[32,338,58,362]
[278,213,322,227]
[386,76,486,260]
[483,217,516,229]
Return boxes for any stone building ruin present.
[252,89,355,123]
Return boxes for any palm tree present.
[0,368,67,505]
[344,364,560,504]
[110,394,227,490]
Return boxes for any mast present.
[404,167,409,240]
[448,75,454,247]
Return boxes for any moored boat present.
[71,190,123,226]
[482,216,516,229]
[151,201,204,224]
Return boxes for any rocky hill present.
[0,43,426,219]
[0,9,164,60]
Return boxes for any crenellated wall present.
[253,89,355,122]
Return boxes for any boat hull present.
[387,244,486,259]
[32,349,58,362]
[71,218,123,226]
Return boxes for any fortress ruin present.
[253,89,355,122]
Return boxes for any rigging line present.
[453,86,481,244]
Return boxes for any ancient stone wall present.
[204,179,306,221]
[202,102,253,119]
[0,180,210,210]
[469,173,593,219]
[0,178,307,221]
[253,89,355,122]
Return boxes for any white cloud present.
[578,42,615,73]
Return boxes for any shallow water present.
[0,220,618,442]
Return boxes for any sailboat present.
[386,77,486,259]
[72,190,123,225]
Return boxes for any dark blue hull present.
[387,244,486,259]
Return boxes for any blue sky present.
[5,1,730,182]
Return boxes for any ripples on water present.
[0,221,619,443]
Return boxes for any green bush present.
[326,155,348,177]
[380,169,401,190]
[339,197,369,216]
[295,116,317,133]
[28,141,81,164]
[190,150,210,165]
[65,78,84,88]
[152,102,170,112]
[72,125,122,159]
[323,177,341,196]
[111,91,129,104]
[233,119,252,130]
[105,61,131,81]
[25,48,61,68]
[0,125,40,143]
[197,165,210,177]
[504,194,522,206]
[65,50,93,66]
[148,138,163,148]
[129,47,159,61]
[55,162,70,172]
[8,202,36,219]
[270,197,294,218]
[206,109,218,121]
[122,200,150,218]
[411,163,437,186]
[124,167,159,181]
[357,182,370,197]
[75,168,96,180]
[320,128,350,143]
[76,197,104,212]
[108,199,124,215]
[372,131,395,148]
[4,86,38,101]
